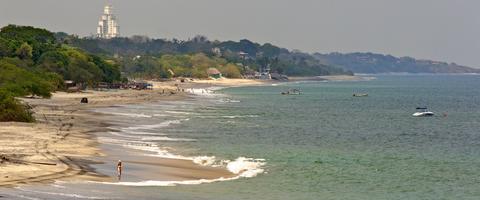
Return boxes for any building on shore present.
[97,5,120,39]
[207,68,222,79]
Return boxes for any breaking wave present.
[122,119,187,130]
[164,111,193,115]
[94,93,266,187]
[108,131,195,142]
[99,111,153,118]
[103,157,265,187]
[221,115,259,119]
[99,133,266,187]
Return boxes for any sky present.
[1,0,479,68]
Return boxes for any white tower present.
[97,5,120,39]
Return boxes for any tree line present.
[121,53,242,79]
[64,35,353,77]
[0,24,353,122]
[0,25,121,122]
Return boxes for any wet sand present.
[0,79,263,187]
[0,76,359,187]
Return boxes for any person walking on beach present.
[117,160,123,180]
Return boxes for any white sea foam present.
[107,136,266,180]
[106,177,236,187]
[110,131,194,142]
[226,157,266,178]
[123,141,189,160]
[94,93,266,187]
[100,157,265,187]
[186,88,218,96]
[207,86,226,91]
[97,147,266,186]
[99,111,152,118]
[120,130,166,136]
[123,119,187,130]
[192,156,217,166]
[221,115,259,119]
[97,136,128,145]
[164,111,192,115]
[140,136,196,142]
[9,194,42,200]
[219,98,241,103]
[50,183,66,189]
[15,187,107,199]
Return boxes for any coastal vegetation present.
[66,34,479,75]
[0,25,121,122]
[2,24,477,122]
[120,53,242,79]
[65,35,353,77]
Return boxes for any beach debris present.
[0,154,56,165]
[0,154,10,164]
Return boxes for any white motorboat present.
[412,107,434,117]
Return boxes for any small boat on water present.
[281,89,302,95]
[353,93,368,97]
[412,107,434,117]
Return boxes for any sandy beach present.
[0,76,360,187]
[0,78,267,187]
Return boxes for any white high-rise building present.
[97,5,120,39]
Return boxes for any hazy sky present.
[1,0,479,67]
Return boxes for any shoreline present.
[0,76,361,187]
[0,78,268,187]
[0,86,193,187]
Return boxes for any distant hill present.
[62,35,353,76]
[58,33,477,75]
[314,52,480,74]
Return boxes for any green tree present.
[37,50,69,74]
[220,63,242,78]
[0,60,53,98]
[16,42,33,60]
[91,56,121,83]
[1,25,55,61]
[0,90,35,122]
[0,37,13,57]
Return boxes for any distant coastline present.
[289,75,373,82]
[314,52,480,74]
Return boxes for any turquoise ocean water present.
[3,74,480,200]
